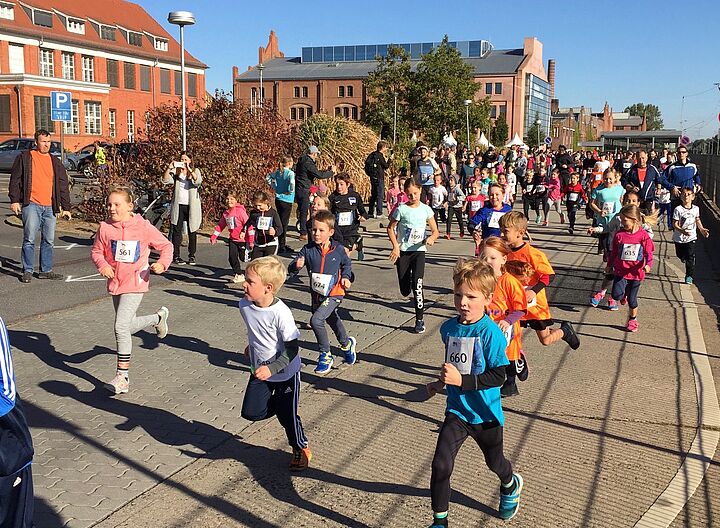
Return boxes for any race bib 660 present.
[445,336,475,374]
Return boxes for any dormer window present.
[128,31,142,47]
[22,3,52,27]
[100,25,115,41]
[67,17,84,34]
[0,1,14,20]
[154,38,168,52]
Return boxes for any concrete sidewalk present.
[7,218,717,527]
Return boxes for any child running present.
[672,187,710,284]
[387,178,440,334]
[479,237,529,398]
[289,211,356,374]
[239,256,312,471]
[329,172,367,260]
[210,190,250,283]
[498,212,581,350]
[91,187,173,394]
[246,190,283,259]
[465,180,486,236]
[445,175,466,239]
[429,173,449,225]
[561,172,587,235]
[655,182,672,230]
[386,174,403,216]
[590,169,625,259]
[426,259,523,526]
[544,168,564,225]
[606,205,655,331]
[471,183,513,256]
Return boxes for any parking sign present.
[51,91,72,122]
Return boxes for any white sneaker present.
[230,274,245,284]
[104,373,129,395]
[155,306,169,339]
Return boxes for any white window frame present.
[0,2,14,20]
[81,55,94,82]
[67,18,84,34]
[84,101,102,135]
[154,38,168,52]
[39,48,54,77]
[109,109,116,138]
[127,110,135,142]
[63,100,79,135]
[61,52,74,80]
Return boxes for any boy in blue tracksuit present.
[289,210,357,375]
[0,316,34,528]
[426,259,523,526]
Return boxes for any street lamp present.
[167,10,195,152]
[393,91,398,145]
[257,62,265,116]
[536,118,542,148]
[464,99,472,148]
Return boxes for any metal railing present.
[691,154,720,207]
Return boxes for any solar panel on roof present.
[300,39,493,63]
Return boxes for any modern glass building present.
[301,40,494,63]
[524,74,551,138]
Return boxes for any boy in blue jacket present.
[0,316,34,528]
[426,259,523,526]
[289,210,357,375]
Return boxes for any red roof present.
[0,0,207,68]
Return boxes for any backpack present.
[364,152,378,178]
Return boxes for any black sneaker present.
[188,256,196,266]
[20,272,32,283]
[515,352,529,382]
[560,321,580,350]
[173,257,186,265]
[500,381,519,398]
[37,271,64,280]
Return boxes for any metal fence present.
[691,154,720,207]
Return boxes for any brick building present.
[0,0,207,150]
[233,32,553,141]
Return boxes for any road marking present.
[65,273,104,282]
[634,261,720,527]
[0,243,84,250]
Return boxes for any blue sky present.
[144,0,720,139]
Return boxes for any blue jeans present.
[21,203,56,273]
[310,296,349,354]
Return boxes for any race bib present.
[535,184,546,193]
[113,240,140,263]
[481,182,489,195]
[418,164,434,185]
[526,185,534,193]
[488,211,505,229]
[568,192,579,202]
[470,200,482,212]
[337,211,354,227]
[227,216,236,230]
[503,325,514,346]
[311,272,334,296]
[621,243,642,261]
[602,201,615,216]
[445,336,474,375]
[256,215,272,231]
[403,227,425,245]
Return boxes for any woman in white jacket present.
[162,152,202,265]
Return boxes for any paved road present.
[2,195,719,527]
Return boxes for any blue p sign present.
[51,91,72,122]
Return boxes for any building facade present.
[0,0,207,150]
[233,32,553,141]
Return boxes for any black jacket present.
[8,150,71,213]
[555,153,573,175]
[295,154,333,193]
[365,151,390,180]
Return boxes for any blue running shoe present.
[314,352,333,375]
[340,336,357,365]
[685,276,693,284]
[498,472,523,520]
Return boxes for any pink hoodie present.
[92,214,173,295]
[210,203,249,243]
[548,176,562,201]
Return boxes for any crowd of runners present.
[1,133,710,526]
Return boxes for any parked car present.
[0,137,82,172]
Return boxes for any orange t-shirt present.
[508,243,554,321]
[487,272,527,361]
[30,151,54,206]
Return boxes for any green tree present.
[407,36,488,146]
[490,116,509,146]
[624,103,664,130]
[362,45,412,145]
[586,124,596,141]
[524,113,541,149]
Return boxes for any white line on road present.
[65,273,104,282]
[634,261,720,527]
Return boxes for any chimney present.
[547,59,555,99]
[258,30,285,64]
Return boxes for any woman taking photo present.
[162,152,202,265]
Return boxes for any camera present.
[173,161,185,169]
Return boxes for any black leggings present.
[566,203,578,229]
[251,243,279,260]
[611,276,641,309]
[172,204,197,259]
[228,240,245,274]
[446,207,464,235]
[675,241,696,279]
[275,199,293,249]
[396,251,425,321]
[431,413,512,512]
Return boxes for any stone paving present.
[6,218,719,527]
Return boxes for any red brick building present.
[234,32,553,141]
[0,0,207,150]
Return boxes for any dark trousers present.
[369,177,384,216]
[566,204,578,229]
[432,207,447,224]
[446,207,464,235]
[658,203,672,229]
[396,251,425,321]
[241,372,308,449]
[251,243,278,260]
[275,199,293,249]
[296,190,311,235]
[431,413,512,513]
[172,204,197,259]
[675,241,696,279]
[228,240,245,274]
[611,276,641,309]
[0,465,34,528]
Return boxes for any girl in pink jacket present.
[91,187,173,395]
[210,190,250,283]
